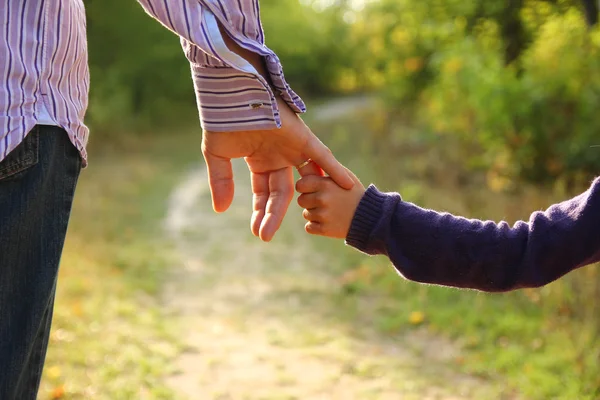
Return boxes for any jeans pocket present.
[0,128,40,182]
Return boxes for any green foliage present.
[419,7,600,185]
[355,0,600,185]
[85,0,195,135]
[260,0,356,95]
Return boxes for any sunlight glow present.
[302,0,379,13]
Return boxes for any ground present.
[160,98,510,399]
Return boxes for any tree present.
[580,0,599,26]
[499,0,527,65]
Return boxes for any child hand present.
[296,169,366,238]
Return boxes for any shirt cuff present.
[346,184,389,253]
[191,64,279,131]
[264,53,306,114]
[190,11,305,132]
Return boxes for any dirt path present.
[161,99,502,400]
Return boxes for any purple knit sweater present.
[346,178,600,292]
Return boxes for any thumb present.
[203,152,235,213]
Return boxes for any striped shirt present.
[0,0,305,166]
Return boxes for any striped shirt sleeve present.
[136,0,306,132]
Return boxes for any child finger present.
[305,221,324,236]
[295,175,324,194]
[302,208,323,222]
[297,193,319,209]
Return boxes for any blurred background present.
[39,0,599,399]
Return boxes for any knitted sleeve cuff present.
[346,184,390,253]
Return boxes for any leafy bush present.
[85,0,195,135]
[360,1,600,186]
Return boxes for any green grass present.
[39,131,201,399]
[304,105,600,400]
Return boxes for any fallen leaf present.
[51,385,65,399]
[409,311,426,325]
[71,302,83,317]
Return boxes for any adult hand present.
[202,96,353,242]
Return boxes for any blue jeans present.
[0,126,81,400]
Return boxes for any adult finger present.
[297,193,321,209]
[303,135,354,190]
[250,170,269,237]
[259,167,295,242]
[296,159,324,178]
[344,166,364,186]
[202,151,234,213]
